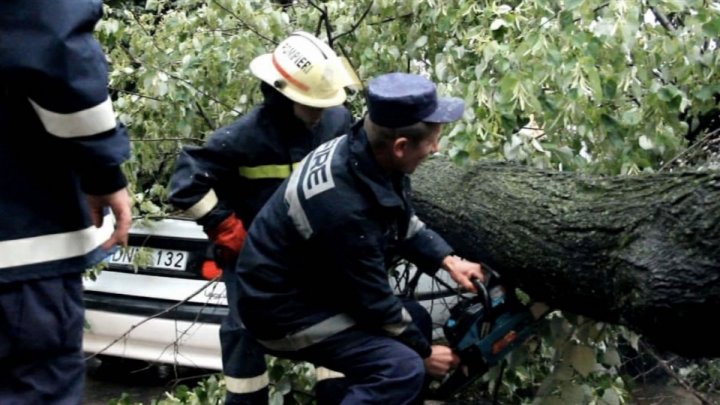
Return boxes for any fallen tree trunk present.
[412,158,720,357]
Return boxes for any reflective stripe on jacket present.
[168,83,352,228]
[236,122,454,358]
[0,0,130,282]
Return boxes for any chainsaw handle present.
[479,263,500,284]
[472,278,491,310]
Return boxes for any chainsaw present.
[428,267,550,400]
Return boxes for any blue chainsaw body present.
[430,273,546,399]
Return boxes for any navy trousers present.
[269,300,432,405]
[0,273,85,405]
[220,262,269,404]
[314,299,432,404]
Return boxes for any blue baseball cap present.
[367,72,465,128]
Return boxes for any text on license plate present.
[108,247,188,271]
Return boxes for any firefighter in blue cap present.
[233,72,485,403]
[168,32,357,404]
[0,0,132,403]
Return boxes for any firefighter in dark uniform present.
[168,31,356,404]
[233,72,485,404]
[0,1,132,403]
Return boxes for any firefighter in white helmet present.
[251,31,359,108]
[169,31,358,404]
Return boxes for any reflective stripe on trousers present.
[316,366,345,381]
[257,313,356,352]
[225,371,269,394]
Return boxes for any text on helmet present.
[280,42,313,74]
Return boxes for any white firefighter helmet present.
[250,31,361,108]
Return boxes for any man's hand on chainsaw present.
[442,255,484,293]
[424,345,461,378]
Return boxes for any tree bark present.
[412,157,720,357]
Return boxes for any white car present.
[83,218,226,370]
[83,218,457,370]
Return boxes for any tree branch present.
[659,127,720,172]
[195,101,216,130]
[367,12,413,26]
[210,0,277,45]
[332,1,373,43]
[651,6,675,32]
[539,3,609,29]
[110,87,163,102]
[639,341,714,405]
[127,6,167,56]
[305,0,325,15]
[119,43,241,114]
[307,0,333,47]
[314,13,324,37]
[323,4,333,47]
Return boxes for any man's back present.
[0,0,130,282]
[236,125,447,353]
[236,134,362,336]
[232,72,482,404]
[1,2,132,403]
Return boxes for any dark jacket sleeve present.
[322,217,432,358]
[340,107,353,135]
[168,132,238,229]
[0,0,129,195]
[397,178,454,274]
[398,214,454,275]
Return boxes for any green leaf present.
[490,18,509,31]
[657,85,680,102]
[560,383,586,403]
[602,347,622,367]
[620,108,642,126]
[569,344,596,377]
[584,65,602,99]
[702,17,720,36]
[554,364,574,381]
[499,74,518,97]
[696,85,716,102]
[565,0,584,11]
[638,135,655,150]
[536,396,566,405]
[275,377,292,395]
[622,328,640,351]
[269,391,284,405]
[600,388,621,405]
[602,78,617,99]
[559,10,574,29]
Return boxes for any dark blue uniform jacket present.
[236,122,454,358]
[169,84,352,228]
[0,0,130,283]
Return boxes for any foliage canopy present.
[98,0,720,214]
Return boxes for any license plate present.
[107,246,189,271]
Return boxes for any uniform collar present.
[348,122,405,208]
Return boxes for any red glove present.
[202,259,223,280]
[206,214,247,264]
